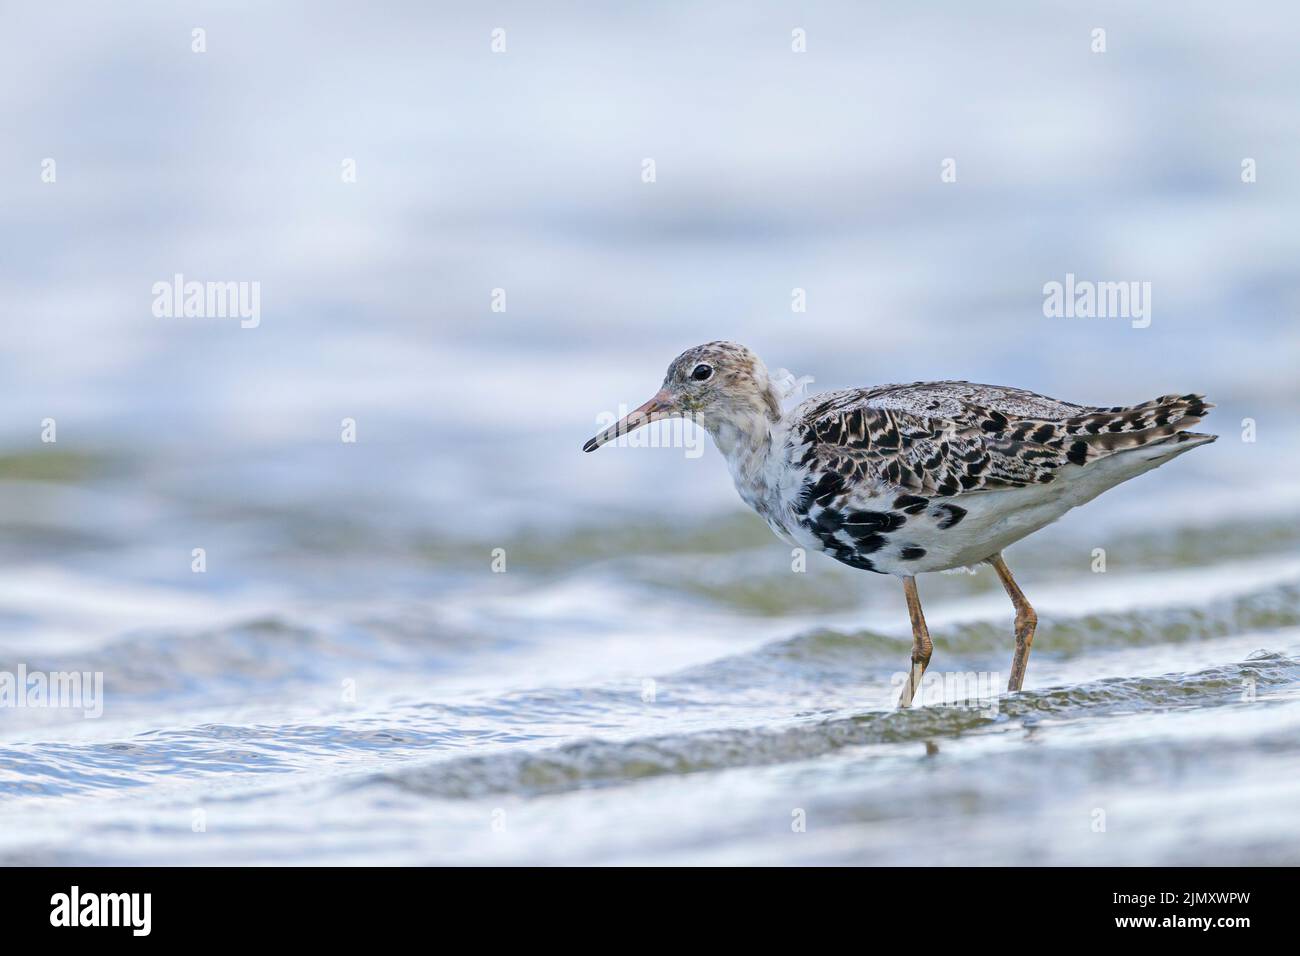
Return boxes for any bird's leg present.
[987,553,1038,692]
[896,575,933,708]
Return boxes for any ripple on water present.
[366,652,1300,800]
[668,579,1300,688]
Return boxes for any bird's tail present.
[1060,394,1215,466]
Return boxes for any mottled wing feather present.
[782,381,1213,574]
[839,381,1088,422]
[790,381,1213,498]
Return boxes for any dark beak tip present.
[582,438,599,453]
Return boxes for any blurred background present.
[0,1,1297,864]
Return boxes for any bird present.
[583,341,1216,706]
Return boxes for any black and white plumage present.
[777,380,1214,576]
[584,341,1216,700]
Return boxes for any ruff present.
[585,341,1216,703]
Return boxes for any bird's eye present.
[691,364,713,382]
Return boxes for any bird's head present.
[583,341,783,452]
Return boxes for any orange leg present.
[896,576,933,707]
[988,553,1038,692]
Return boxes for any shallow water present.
[1,437,1298,864]
[3,1,1300,865]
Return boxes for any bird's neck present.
[711,408,783,514]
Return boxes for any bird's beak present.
[583,388,677,452]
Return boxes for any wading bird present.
[584,342,1215,706]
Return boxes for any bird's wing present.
[787,382,1212,498]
